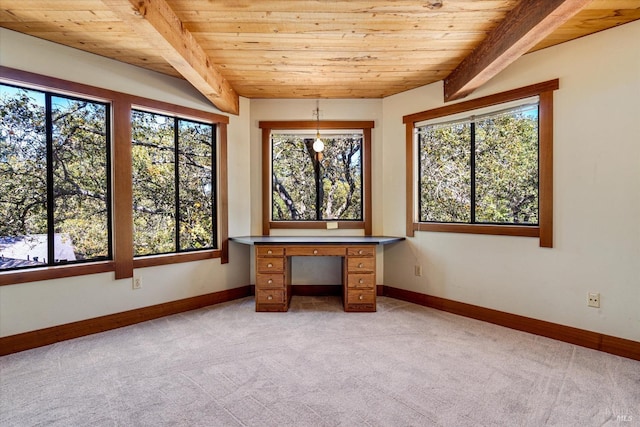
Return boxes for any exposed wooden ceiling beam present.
[443,0,591,102]
[102,0,239,115]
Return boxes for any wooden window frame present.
[0,81,113,270]
[259,120,374,236]
[129,98,226,268]
[0,66,229,286]
[403,80,558,248]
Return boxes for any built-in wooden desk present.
[230,236,404,312]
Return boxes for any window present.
[419,100,539,224]
[0,66,230,286]
[132,109,216,256]
[0,83,112,270]
[259,120,374,235]
[271,131,362,221]
[404,80,557,247]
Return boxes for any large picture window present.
[259,120,374,235]
[132,109,216,256]
[418,100,539,225]
[404,80,557,247]
[0,83,112,270]
[271,132,362,221]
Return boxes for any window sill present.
[133,249,222,269]
[0,261,115,286]
[0,249,225,286]
[269,221,365,230]
[413,222,540,238]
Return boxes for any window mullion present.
[45,93,55,266]
[105,105,114,261]
[211,125,218,249]
[470,121,476,224]
[174,117,180,253]
[315,152,321,220]
[417,132,424,223]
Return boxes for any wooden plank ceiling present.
[1,0,639,114]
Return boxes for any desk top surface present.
[229,236,405,246]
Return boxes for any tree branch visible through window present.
[259,120,373,235]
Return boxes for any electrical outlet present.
[587,292,600,308]
[133,277,142,290]
[414,265,422,277]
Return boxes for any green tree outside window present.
[271,133,362,221]
[419,103,539,225]
[132,110,216,256]
[0,84,111,270]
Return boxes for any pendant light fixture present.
[312,100,324,153]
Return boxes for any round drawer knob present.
[358,250,363,255]
[358,263,363,268]
[267,250,272,254]
[267,295,273,300]
[268,279,273,284]
[359,295,364,300]
[359,279,364,284]
[313,249,318,254]
[267,263,273,268]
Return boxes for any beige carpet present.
[1,296,638,426]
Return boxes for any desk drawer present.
[286,246,346,256]
[256,246,284,257]
[347,257,375,273]
[257,257,284,273]
[256,274,285,288]
[347,273,374,288]
[347,246,375,257]
[256,289,285,304]
[347,288,375,305]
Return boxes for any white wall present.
[382,21,640,341]
[2,20,639,342]
[0,29,252,337]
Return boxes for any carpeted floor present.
[1,296,638,426]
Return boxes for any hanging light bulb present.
[313,132,324,152]
[313,100,324,152]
